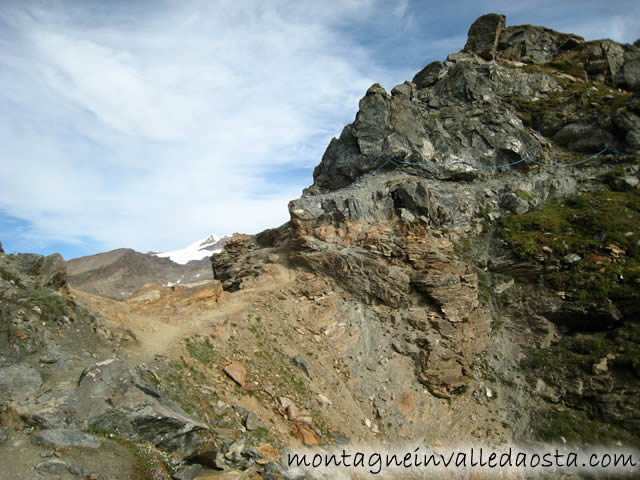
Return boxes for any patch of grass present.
[453,237,472,257]
[536,408,607,444]
[27,288,67,317]
[185,336,215,365]
[535,408,640,447]
[506,78,632,131]
[600,167,629,190]
[251,426,270,443]
[521,322,640,381]
[120,438,174,480]
[514,189,534,203]
[502,189,640,304]
[0,266,23,287]
[548,60,585,78]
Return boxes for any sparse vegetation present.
[506,77,632,130]
[502,188,640,304]
[514,189,533,203]
[185,336,215,365]
[27,288,67,317]
[534,407,640,447]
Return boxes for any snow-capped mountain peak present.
[154,234,228,265]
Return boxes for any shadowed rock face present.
[463,13,506,60]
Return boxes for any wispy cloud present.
[0,0,390,256]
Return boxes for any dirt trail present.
[73,263,296,361]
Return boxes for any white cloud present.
[0,1,386,255]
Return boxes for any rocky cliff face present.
[218,12,640,453]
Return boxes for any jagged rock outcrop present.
[280,13,640,427]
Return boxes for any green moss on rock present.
[502,188,640,304]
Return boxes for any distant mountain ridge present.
[66,235,228,300]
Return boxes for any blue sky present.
[1,0,638,259]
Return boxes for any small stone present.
[245,411,260,431]
[317,394,332,406]
[225,439,245,460]
[68,464,84,476]
[294,423,319,446]
[263,383,274,396]
[32,306,42,315]
[563,253,581,264]
[243,447,263,459]
[494,279,514,294]
[606,244,625,256]
[224,362,247,387]
[0,427,8,444]
[35,459,69,474]
[593,357,609,375]
[623,176,639,188]
[40,450,54,458]
[292,355,311,377]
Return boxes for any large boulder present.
[463,13,506,60]
[617,46,640,91]
[71,358,208,454]
[552,121,619,152]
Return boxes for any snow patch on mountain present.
[155,234,226,265]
